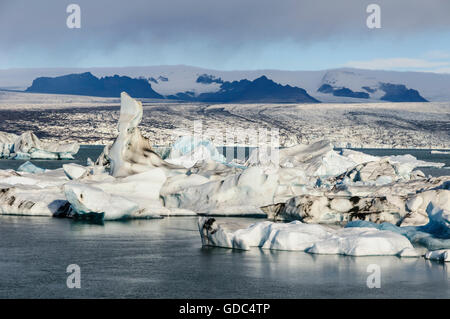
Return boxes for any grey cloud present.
[0,0,449,65]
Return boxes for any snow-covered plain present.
[0,92,449,261]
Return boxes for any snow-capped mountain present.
[1,65,450,102]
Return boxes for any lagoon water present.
[0,216,449,298]
[0,146,449,298]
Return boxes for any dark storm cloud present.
[1,0,450,47]
[0,0,449,68]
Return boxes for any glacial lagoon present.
[0,146,449,298]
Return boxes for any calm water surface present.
[0,216,448,298]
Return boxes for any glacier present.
[0,91,449,261]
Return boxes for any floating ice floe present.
[0,131,79,160]
[198,217,416,256]
[63,183,141,220]
[0,167,68,216]
[425,249,450,262]
[63,168,195,219]
[198,191,450,257]
[17,161,46,174]
[344,196,450,254]
[430,150,450,155]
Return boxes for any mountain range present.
[1,65,449,102]
[168,75,319,103]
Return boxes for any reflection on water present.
[0,216,448,298]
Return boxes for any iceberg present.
[17,161,46,174]
[63,163,89,180]
[0,131,79,160]
[425,249,450,262]
[0,168,68,216]
[63,167,196,219]
[431,150,450,155]
[106,92,182,177]
[63,183,140,220]
[344,194,450,251]
[162,166,279,216]
[198,217,416,256]
[165,136,226,168]
[278,194,408,225]
[248,140,357,178]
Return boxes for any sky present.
[1,0,450,72]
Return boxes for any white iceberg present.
[165,136,226,168]
[198,217,415,256]
[63,183,140,220]
[425,249,450,262]
[431,150,450,155]
[162,166,279,216]
[248,140,357,178]
[107,92,182,177]
[63,163,88,180]
[344,193,450,252]
[17,161,46,174]
[0,168,68,216]
[0,131,79,160]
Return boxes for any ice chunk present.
[198,217,415,256]
[108,92,181,177]
[11,152,31,160]
[431,150,450,155]
[278,194,407,225]
[425,249,450,262]
[17,161,46,174]
[63,163,88,180]
[307,227,415,256]
[165,136,226,168]
[163,166,278,216]
[0,131,79,160]
[0,186,66,217]
[0,169,68,216]
[419,192,450,238]
[340,149,379,164]
[30,149,59,160]
[250,140,357,178]
[387,154,444,169]
[63,168,193,218]
[0,132,17,158]
[346,192,450,251]
[64,183,140,220]
[397,247,421,257]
